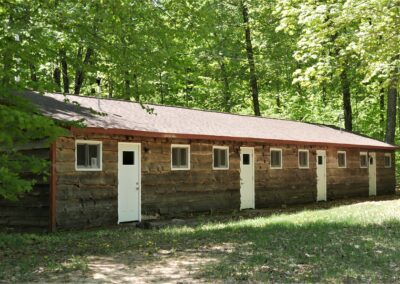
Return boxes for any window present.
[213,146,229,169]
[337,151,346,168]
[360,152,368,168]
[270,148,282,169]
[242,154,250,165]
[298,150,309,168]
[318,155,323,165]
[75,140,102,171]
[384,153,392,168]
[123,151,135,165]
[171,145,190,170]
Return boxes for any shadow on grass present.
[191,221,400,282]
[1,199,400,282]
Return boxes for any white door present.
[369,152,377,196]
[240,147,255,210]
[118,143,141,223]
[316,150,327,201]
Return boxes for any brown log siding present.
[377,152,396,195]
[326,147,369,199]
[53,135,396,229]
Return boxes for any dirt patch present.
[40,250,221,283]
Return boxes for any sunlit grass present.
[1,198,400,282]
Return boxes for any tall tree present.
[386,76,398,143]
[74,47,93,95]
[240,0,261,116]
[60,49,69,93]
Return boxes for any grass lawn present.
[1,197,400,282]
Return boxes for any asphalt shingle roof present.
[22,91,396,149]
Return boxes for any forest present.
[0,0,399,198]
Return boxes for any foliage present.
[0,90,65,200]
[0,0,66,199]
[1,198,400,282]
[0,0,399,198]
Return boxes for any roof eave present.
[69,127,398,151]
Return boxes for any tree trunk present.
[59,49,69,94]
[385,76,398,144]
[124,79,130,98]
[379,88,385,139]
[340,69,352,131]
[53,67,61,92]
[29,64,37,82]
[159,71,164,104]
[133,73,139,102]
[74,47,93,95]
[275,81,281,112]
[240,0,260,116]
[219,59,231,112]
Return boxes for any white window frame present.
[212,146,229,170]
[384,153,392,168]
[270,148,283,169]
[337,151,347,168]
[360,152,368,168]
[171,144,190,170]
[75,140,102,171]
[298,149,309,169]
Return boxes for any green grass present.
[1,198,400,282]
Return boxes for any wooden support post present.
[49,141,57,232]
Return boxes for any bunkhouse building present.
[0,92,397,230]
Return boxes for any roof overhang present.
[70,127,399,151]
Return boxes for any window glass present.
[338,152,346,168]
[76,142,101,170]
[179,148,187,167]
[360,153,368,168]
[318,156,323,165]
[242,153,250,165]
[123,151,134,165]
[384,154,391,168]
[270,150,282,168]
[214,149,219,167]
[214,148,228,169]
[88,145,99,167]
[220,150,227,167]
[172,148,179,167]
[77,144,86,166]
[171,146,189,169]
[298,151,309,168]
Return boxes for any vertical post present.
[49,141,57,232]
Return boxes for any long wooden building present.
[0,91,397,230]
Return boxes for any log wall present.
[326,147,369,199]
[54,134,396,228]
[55,137,118,228]
[0,148,50,229]
[256,145,317,207]
[377,151,396,195]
